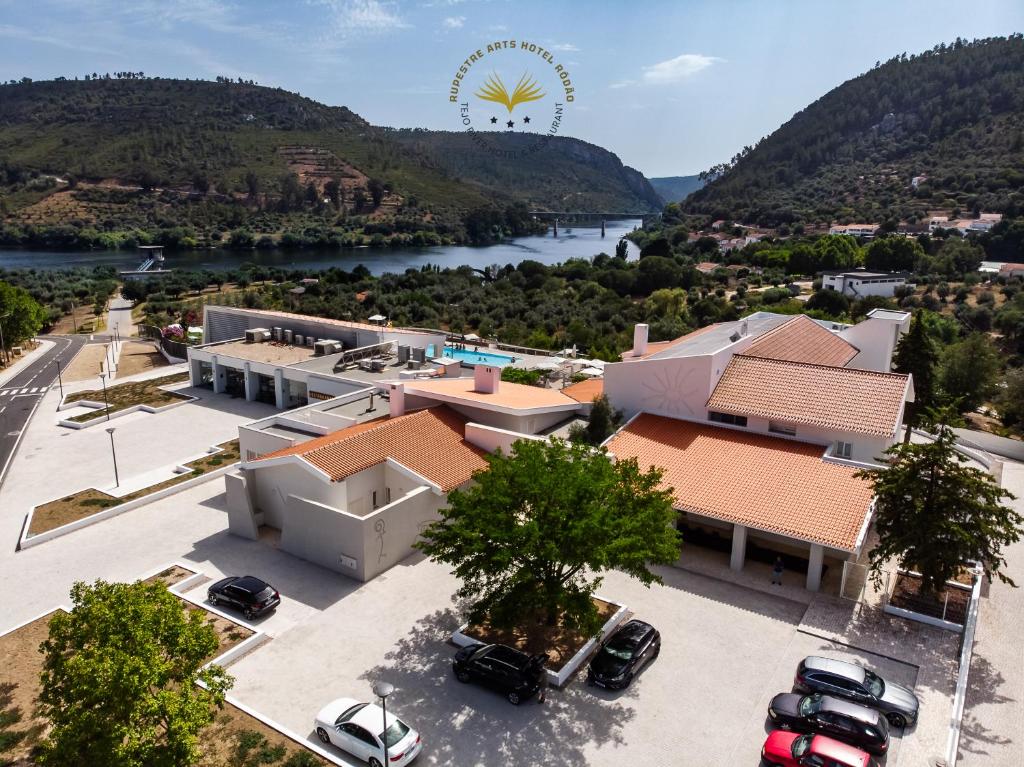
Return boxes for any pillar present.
[806,544,824,592]
[601,219,606,237]
[211,355,226,394]
[730,524,747,571]
[188,357,203,387]
[274,368,286,409]
[243,362,256,402]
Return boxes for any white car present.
[314,698,422,767]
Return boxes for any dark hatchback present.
[587,619,661,690]
[768,692,890,756]
[452,643,547,705]
[207,575,280,619]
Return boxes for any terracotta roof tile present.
[403,378,577,410]
[607,414,874,550]
[743,315,859,367]
[253,406,488,491]
[707,355,908,437]
[562,378,604,403]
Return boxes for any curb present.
[0,338,54,389]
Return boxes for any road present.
[105,294,136,339]
[0,335,88,490]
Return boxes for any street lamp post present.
[372,681,394,767]
[99,372,110,421]
[106,427,119,487]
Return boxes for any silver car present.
[793,656,919,728]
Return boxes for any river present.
[0,219,642,275]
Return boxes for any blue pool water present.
[442,345,516,367]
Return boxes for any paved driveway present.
[227,558,920,767]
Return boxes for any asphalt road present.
[0,335,89,490]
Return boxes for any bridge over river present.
[528,210,660,235]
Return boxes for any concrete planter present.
[57,391,196,429]
[882,568,974,633]
[451,596,629,688]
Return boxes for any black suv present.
[452,643,547,704]
[207,575,280,620]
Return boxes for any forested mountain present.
[684,36,1024,227]
[388,130,663,213]
[649,175,703,202]
[0,77,658,248]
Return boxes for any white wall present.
[401,394,574,435]
[465,423,544,454]
[238,426,298,462]
[249,463,343,529]
[735,414,893,464]
[604,355,715,420]
[840,316,904,372]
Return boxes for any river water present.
[0,219,642,275]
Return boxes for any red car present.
[761,730,878,767]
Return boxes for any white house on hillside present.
[821,269,911,298]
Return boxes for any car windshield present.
[863,670,884,698]
[798,694,822,717]
[791,734,812,758]
[602,643,634,661]
[380,720,410,749]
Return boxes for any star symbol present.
[506,120,514,128]
[523,116,531,124]
[490,116,497,124]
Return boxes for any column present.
[730,524,747,571]
[243,362,256,402]
[806,544,824,592]
[211,355,226,394]
[188,357,203,387]
[274,368,286,409]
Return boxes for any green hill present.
[388,129,663,213]
[684,35,1024,227]
[649,175,703,202]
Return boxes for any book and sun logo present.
[447,40,576,158]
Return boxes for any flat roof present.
[403,377,579,412]
[645,313,793,360]
[205,339,315,366]
[606,414,875,551]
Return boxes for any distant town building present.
[911,175,928,189]
[710,219,726,231]
[821,269,911,298]
[828,223,879,238]
[930,212,1002,235]
[999,263,1024,279]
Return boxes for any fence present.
[137,323,189,360]
[839,561,890,603]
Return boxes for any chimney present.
[474,365,500,394]
[632,323,649,357]
[389,383,405,417]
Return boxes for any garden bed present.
[63,372,190,423]
[28,440,240,535]
[889,570,972,626]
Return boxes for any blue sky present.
[1,0,1022,177]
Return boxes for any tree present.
[937,332,1001,412]
[569,394,623,446]
[367,178,385,208]
[864,236,923,272]
[892,311,940,439]
[0,281,45,363]
[324,179,342,209]
[857,411,1020,595]
[37,580,232,767]
[416,438,680,635]
[614,239,629,259]
[997,368,1024,428]
[805,288,850,317]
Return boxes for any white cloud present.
[550,43,579,52]
[608,79,636,89]
[315,0,408,34]
[442,15,465,29]
[642,53,722,84]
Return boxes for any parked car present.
[315,698,422,767]
[768,692,889,756]
[452,643,547,704]
[761,730,878,767]
[586,619,660,689]
[207,575,280,619]
[794,656,919,728]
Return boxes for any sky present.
[1,0,1022,177]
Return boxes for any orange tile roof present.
[620,325,719,360]
[707,355,909,437]
[403,378,578,410]
[253,406,488,491]
[607,414,874,550]
[743,315,858,367]
[562,378,604,403]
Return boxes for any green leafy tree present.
[997,368,1024,428]
[37,580,232,767]
[569,394,623,446]
[857,411,1020,595]
[0,281,46,362]
[416,438,680,636]
[937,332,1001,412]
[893,311,940,439]
[805,288,850,317]
[367,178,385,207]
[864,236,923,272]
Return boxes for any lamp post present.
[106,427,119,487]
[372,681,394,767]
[99,372,110,421]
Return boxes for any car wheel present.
[243,607,255,620]
[886,712,907,728]
[208,595,218,606]
[369,758,383,767]
[315,727,330,745]
[455,669,471,683]
[507,691,521,705]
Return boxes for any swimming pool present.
[442,345,516,367]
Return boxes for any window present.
[372,491,378,509]
[769,420,797,436]
[835,441,853,459]
[709,411,747,427]
[385,487,392,504]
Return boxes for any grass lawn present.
[0,574,327,767]
[28,440,240,535]
[65,372,190,423]
[462,597,619,672]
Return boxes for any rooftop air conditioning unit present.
[283,329,293,344]
[272,327,282,341]
[305,335,315,347]
[313,340,333,356]
[244,329,265,344]
[294,334,304,346]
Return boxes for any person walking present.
[771,556,785,586]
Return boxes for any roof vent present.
[729,331,740,343]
